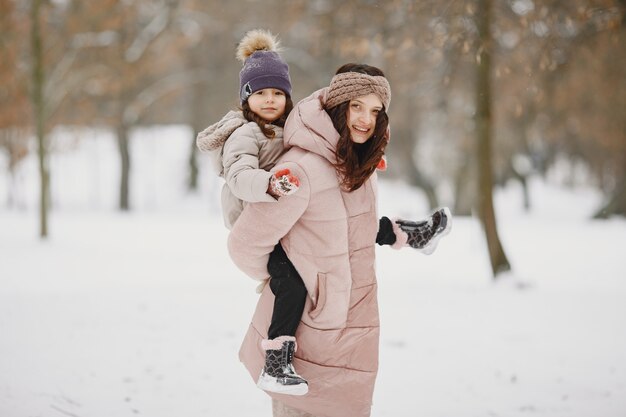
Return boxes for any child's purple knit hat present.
[237,29,292,104]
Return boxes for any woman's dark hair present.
[325,63,389,192]
[241,95,294,139]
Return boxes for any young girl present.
[197,29,309,396]
[197,31,451,397]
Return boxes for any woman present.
[228,63,446,417]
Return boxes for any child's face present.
[346,93,383,144]
[247,88,287,122]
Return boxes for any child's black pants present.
[267,243,308,339]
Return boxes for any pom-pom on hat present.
[237,29,292,104]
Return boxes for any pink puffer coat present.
[227,88,380,417]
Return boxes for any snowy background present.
[1,127,625,417]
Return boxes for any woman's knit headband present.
[325,72,391,110]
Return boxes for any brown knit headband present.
[325,72,391,110]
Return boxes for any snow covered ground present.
[1,129,625,417]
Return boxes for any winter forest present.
[1,0,626,416]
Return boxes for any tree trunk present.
[475,0,511,278]
[594,176,626,218]
[387,132,439,210]
[188,133,199,191]
[509,160,531,211]
[187,60,206,191]
[31,0,49,238]
[406,157,439,210]
[387,97,439,210]
[594,13,626,218]
[453,157,475,216]
[117,124,131,211]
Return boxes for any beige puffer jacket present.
[228,88,380,417]
[196,110,284,229]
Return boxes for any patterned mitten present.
[268,169,300,198]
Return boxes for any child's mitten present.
[268,169,300,198]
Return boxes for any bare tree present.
[5,0,624,223]
[475,0,511,277]
[1,1,30,210]
[108,0,188,210]
[30,0,49,238]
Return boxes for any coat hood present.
[196,110,247,152]
[284,88,339,165]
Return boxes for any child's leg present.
[267,243,307,339]
[257,243,308,395]
[377,207,452,254]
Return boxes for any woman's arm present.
[222,124,276,203]
[227,161,310,280]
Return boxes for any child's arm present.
[228,161,310,281]
[222,125,277,203]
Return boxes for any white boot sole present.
[257,373,309,396]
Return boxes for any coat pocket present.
[304,272,350,329]
[309,272,327,320]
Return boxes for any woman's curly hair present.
[325,63,389,192]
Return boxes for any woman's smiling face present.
[346,93,383,144]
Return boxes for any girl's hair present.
[325,63,389,192]
[241,95,294,139]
